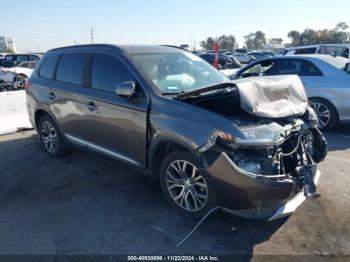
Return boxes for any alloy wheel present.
[311,102,331,129]
[165,160,208,212]
[41,120,58,154]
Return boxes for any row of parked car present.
[194,44,350,70]
[190,45,350,131]
[193,48,283,70]
[1,44,350,131]
[0,53,41,91]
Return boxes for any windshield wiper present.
[161,91,185,96]
[175,82,237,99]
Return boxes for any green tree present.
[200,37,215,50]
[288,30,301,46]
[244,31,267,49]
[217,35,237,49]
[269,38,283,45]
[288,22,350,46]
[4,48,15,53]
[199,34,237,50]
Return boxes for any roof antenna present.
[73,40,78,45]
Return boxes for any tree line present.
[199,22,350,50]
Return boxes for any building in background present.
[0,36,16,53]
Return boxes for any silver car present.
[233,55,350,130]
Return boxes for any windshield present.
[131,52,228,94]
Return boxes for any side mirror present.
[116,81,136,98]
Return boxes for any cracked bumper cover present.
[205,152,321,220]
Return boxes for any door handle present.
[86,101,97,111]
[48,92,56,100]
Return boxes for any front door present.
[81,53,149,167]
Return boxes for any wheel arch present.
[309,96,340,120]
[34,108,59,130]
[147,138,197,179]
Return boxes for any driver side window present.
[91,54,136,93]
[240,60,274,78]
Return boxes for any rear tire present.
[310,98,338,131]
[38,115,68,158]
[159,151,218,219]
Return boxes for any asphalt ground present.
[0,125,349,257]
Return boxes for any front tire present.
[38,115,68,158]
[310,98,338,131]
[159,151,218,219]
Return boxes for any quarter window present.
[56,54,85,85]
[295,48,317,54]
[91,54,135,92]
[39,55,59,79]
[273,59,322,76]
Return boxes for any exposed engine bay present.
[226,116,327,198]
[177,76,328,200]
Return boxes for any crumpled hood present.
[233,75,308,118]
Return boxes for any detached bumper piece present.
[206,152,322,221]
[297,164,321,199]
[269,169,321,221]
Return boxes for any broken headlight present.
[236,123,283,147]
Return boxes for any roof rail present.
[159,45,189,51]
[48,44,122,52]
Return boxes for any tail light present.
[24,79,32,92]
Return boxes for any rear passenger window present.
[39,55,59,79]
[272,59,323,77]
[91,54,135,92]
[56,54,84,85]
[295,48,317,54]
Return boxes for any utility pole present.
[90,27,94,44]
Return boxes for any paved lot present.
[0,126,349,256]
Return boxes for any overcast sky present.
[1,0,350,52]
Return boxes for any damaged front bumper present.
[268,169,321,221]
[205,152,321,220]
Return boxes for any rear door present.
[42,53,91,139]
[79,53,150,167]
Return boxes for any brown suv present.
[26,44,327,220]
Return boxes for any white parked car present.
[232,55,350,130]
[0,61,37,83]
[231,53,253,64]
[285,44,350,58]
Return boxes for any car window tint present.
[39,55,59,79]
[240,60,274,78]
[91,54,135,92]
[299,60,323,76]
[324,46,345,57]
[28,55,40,62]
[275,60,302,75]
[56,54,84,85]
[295,48,317,54]
[4,55,14,67]
[270,59,322,76]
